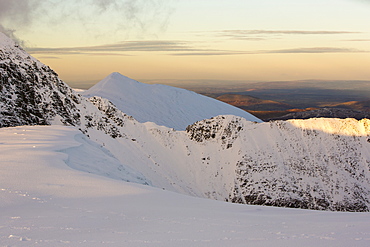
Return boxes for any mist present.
[0,0,176,45]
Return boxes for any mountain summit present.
[83,72,262,130]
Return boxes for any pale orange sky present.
[37,52,370,84]
[1,0,369,86]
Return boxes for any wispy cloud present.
[27,40,367,57]
[221,30,359,35]
[213,30,360,40]
[0,0,176,44]
[37,56,61,59]
[343,39,370,41]
[170,51,245,56]
[170,47,366,56]
[262,47,365,54]
[0,0,41,26]
[27,40,215,56]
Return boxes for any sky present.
[0,0,370,86]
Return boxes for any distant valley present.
[140,79,370,121]
[215,94,370,121]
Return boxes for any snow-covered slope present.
[84,114,370,212]
[1,125,369,247]
[83,72,262,130]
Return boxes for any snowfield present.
[1,125,370,247]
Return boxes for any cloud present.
[171,47,366,56]
[27,40,210,56]
[221,30,358,35]
[170,52,245,56]
[344,39,370,41]
[214,30,360,40]
[0,0,176,44]
[0,0,43,45]
[27,40,367,57]
[0,25,16,41]
[263,47,365,54]
[37,56,61,59]
[0,0,40,25]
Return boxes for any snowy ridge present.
[87,114,369,211]
[83,72,262,130]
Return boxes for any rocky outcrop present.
[186,115,245,149]
[0,32,129,139]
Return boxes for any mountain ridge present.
[83,72,262,130]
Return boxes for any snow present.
[83,72,262,130]
[1,125,370,246]
[74,111,369,211]
[72,88,86,93]
[0,32,43,68]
